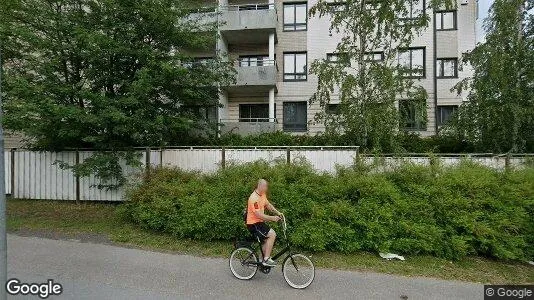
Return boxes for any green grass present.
[7,198,534,284]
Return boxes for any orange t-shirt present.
[246,192,270,225]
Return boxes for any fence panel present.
[150,150,162,167]
[226,149,286,165]
[291,150,358,173]
[161,149,221,172]
[78,151,145,202]
[13,151,76,200]
[7,148,534,201]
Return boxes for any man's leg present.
[262,229,276,259]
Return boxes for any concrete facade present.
[199,0,478,136]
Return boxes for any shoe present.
[262,258,277,267]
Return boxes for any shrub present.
[121,160,534,261]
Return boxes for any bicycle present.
[229,215,315,289]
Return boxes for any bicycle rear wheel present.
[229,247,258,280]
[282,253,315,289]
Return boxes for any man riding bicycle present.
[246,179,282,267]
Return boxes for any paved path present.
[7,234,483,299]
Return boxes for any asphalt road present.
[7,234,483,299]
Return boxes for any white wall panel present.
[13,151,76,200]
[226,149,286,165]
[161,149,221,172]
[291,150,358,173]
[8,149,533,201]
[78,151,145,202]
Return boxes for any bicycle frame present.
[241,215,297,269]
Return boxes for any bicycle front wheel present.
[282,253,315,289]
[229,247,258,280]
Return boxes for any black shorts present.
[247,222,271,241]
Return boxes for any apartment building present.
[192,0,477,136]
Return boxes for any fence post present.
[286,147,291,164]
[10,149,15,197]
[159,148,163,167]
[145,147,151,180]
[221,146,226,169]
[75,149,80,204]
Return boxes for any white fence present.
[4,147,532,201]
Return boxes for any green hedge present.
[121,160,534,261]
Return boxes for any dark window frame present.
[239,103,270,122]
[327,1,347,13]
[238,4,270,11]
[399,99,427,131]
[326,103,340,115]
[436,57,458,78]
[283,2,308,31]
[364,51,385,62]
[437,105,458,126]
[398,47,426,78]
[399,0,426,22]
[283,101,308,132]
[183,105,218,123]
[435,10,457,31]
[283,52,308,82]
[326,52,350,65]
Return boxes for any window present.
[183,57,213,68]
[239,104,269,122]
[283,102,307,131]
[239,4,270,11]
[399,100,427,130]
[437,105,458,125]
[239,55,270,67]
[326,104,340,115]
[364,51,384,62]
[284,52,307,81]
[398,48,425,78]
[284,3,307,31]
[365,1,380,11]
[327,1,347,13]
[436,11,457,30]
[400,0,425,20]
[437,58,458,78]
[326,53,350,65]
[183,106,217,123]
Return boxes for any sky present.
[476,0,494,43]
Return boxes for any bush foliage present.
[122,160,534,261]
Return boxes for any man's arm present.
[266,202,282,216]
[253,210,280,222]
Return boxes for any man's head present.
[256,179,268,195]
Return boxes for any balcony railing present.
[236,58,276,68]
[225,118,277,123]
[219,3,277,33]
[233,60,277,87]
[220,3,275,12]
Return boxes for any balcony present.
[219,4,277,44]
[225,59,277,95]
[220,118,277,136]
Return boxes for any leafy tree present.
[0,0,234,186]
[450,0,534,153]
[310,0,453,151]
